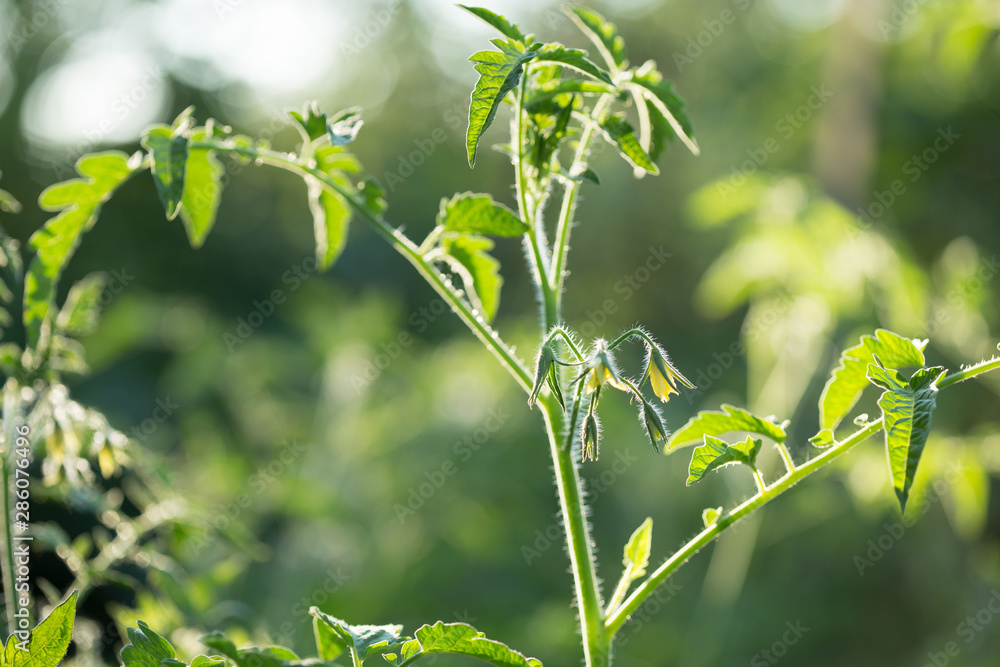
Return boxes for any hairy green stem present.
[605,359,1000,634]
[514,74,559,331]
[192,140,533,392]
[540,397,607,666]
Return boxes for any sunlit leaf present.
[178,128,225,248]
[327,107,364,146]
[24,152,137,347]
[820,329,927,431]
[400,621,542,667]
[687,435,761,486]
[55,273,107,337]
[121,620,175,667]
[142,126,189,220]
[533,43,613,85]
[1,591,77,667]
[438,193,528,237]
[566,6,627,70]
[629,62,699,156]
[608,518,652,608]
[289,101,329,142]
[459,5,527,43]
[467,40,537,167]
[600,115,657,174]
[867,360,946,512]
[668,404,786,451]
[310,610,404,662]
[702,507,723,528]
[441,234,503,322]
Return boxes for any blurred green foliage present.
[2,0,1000,665]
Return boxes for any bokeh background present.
[2,0,1000,665]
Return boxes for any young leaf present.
[120,621,177,667]
[612,518,652,602]
[1,590,77,667]
[687,435,762,486]
[566,6,628,71]
[55,273,107,337]
[179,128,225,248]
[358,178,387,218]
[533,44,614,85]
[308,146,358,270]
[438,193,528,237]
[459,5,527,43]
[400,621,542,667]
[867,361,946,512]
[441,234,503,322]
[190,658,226,667]
[467,40,537,167]
[808,429,836,449]
[310,610,405,663]
[702,507,723,528]
[142,126,190,220]
[668,404,786,451]
[24,151,138,347]
[820,329,926,431]
[327,107,364,146]
[629,63,699,156]
[599,115,658,174]
[289,101,329,142]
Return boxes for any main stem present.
[511,81,611,666]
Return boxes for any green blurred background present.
[3,0,1000,665]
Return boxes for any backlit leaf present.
[441,234,503,322]
[600,115,657,174]
[566,6,628,70]
[820,329,926,431]
[867,360,946,512]
[142,126,189,220]
[687,435,761,486]
[1,591,77,667]
[178,128,225,248]
[668,404,786,451]
[401,622,542,667]
[24,152,137,347]
[438,193,528,237]
[467,40,537,167]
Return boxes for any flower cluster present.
[529,328,694,461]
